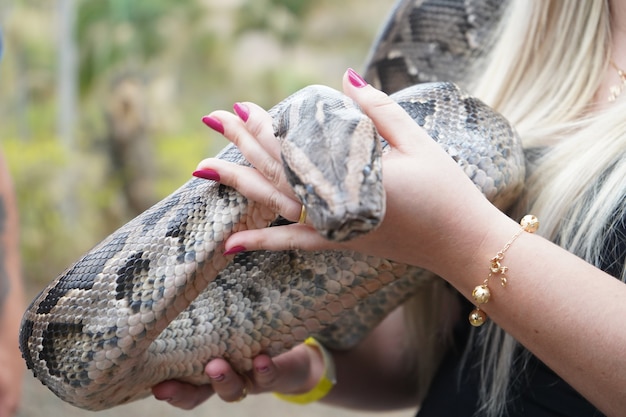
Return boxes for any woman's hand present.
[152,343,326,409]
[153,306,419,411]
[194,68,510,277]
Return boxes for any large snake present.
[19,0,519,411]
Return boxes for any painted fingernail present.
[157,396,173,402]
[223,245,246,256]
[202,115,225,134]
[209,373,226,382]
[193,168,220,182]
[255,365,270,374]
[347,68,367,88]
[233,102,250,122]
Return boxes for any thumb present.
[341,68,430,154]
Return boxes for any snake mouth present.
[322,214,382,242]
[307,195,386,242]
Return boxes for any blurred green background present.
[0,0,393,291]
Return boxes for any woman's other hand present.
[152,342,326,409]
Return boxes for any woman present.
[153,1,626,416]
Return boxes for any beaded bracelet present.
[469,215,539,327]
[273,337,336,404]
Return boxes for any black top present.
[416,212,625,417]
[416,303,605,417]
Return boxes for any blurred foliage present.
[0,0,393,290]
[235,0,315,44]
[77,0,205,95]
[2,136,108,283]
[2,131,221,286]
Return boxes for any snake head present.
[273,85,386,242]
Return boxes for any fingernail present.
[157,396,172,402]
[193,168,220,181]
[209,373,225,382]
[347,68,367,88]
[255,365,270,374]
[224,245,246,256]
[233,102,250,122]
[202,115,225,134]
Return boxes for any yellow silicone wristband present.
[273,337,336,404]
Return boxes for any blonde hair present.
[407,1,626,415]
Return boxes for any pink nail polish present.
[233,102,250,122]
[155,395,173,402]
[347,68,367,88]
[256,365,270,374]
[202,115,225,134]
[193,169,220,182]
[209,373,225,382]
[223,245,246,256]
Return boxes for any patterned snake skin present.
[19,0,519,411]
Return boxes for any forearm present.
[439,208,626,417]
[319,307,422,411]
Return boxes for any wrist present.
[433,206,520,292]
[274,337,336,404]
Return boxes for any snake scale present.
[19,0,521,411]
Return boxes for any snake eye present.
[362,165,372,177]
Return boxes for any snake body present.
[19,0,522,411]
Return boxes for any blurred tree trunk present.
[1,4,31,141]
[105,76,155,216]
[14,40,31,141]
[57,0,78,223]
[57,0,76,147]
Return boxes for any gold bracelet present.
[273,337,336,404]
[469,215,539,327]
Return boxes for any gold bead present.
[469,309,487,327]
[472,284,491,304]
[520,215,539,233]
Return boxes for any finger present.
[249,354,281,390]
[205,359,250,403]
[233,101,282,161]
[194,158,303,223]
[341,69,431,154]
[204,110,291,194]
[224,222,343,254]
[152,380,214,410]
[250,352,310,392]
[253,344,321,394]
